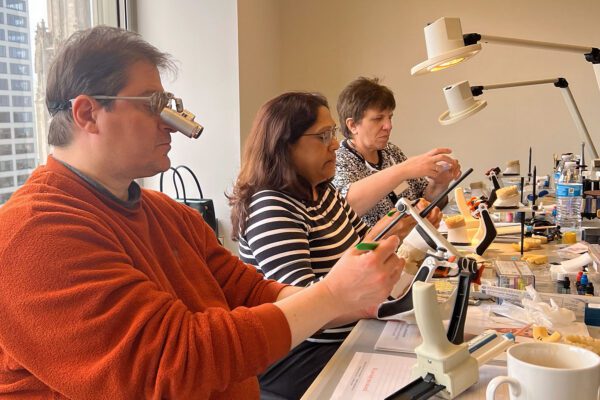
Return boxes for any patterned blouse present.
[333,139,428,227]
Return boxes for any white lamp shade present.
[411,17,481,75]
[439,80,487,125]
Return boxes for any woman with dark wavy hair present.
[229,92,437,399]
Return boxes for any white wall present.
[135,0,240,250]
[134,0,600,251]
[238,0,282,152]
[271,0,600,183]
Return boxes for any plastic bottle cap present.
[581,273,589,285]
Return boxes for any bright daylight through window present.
[0,0,118,205]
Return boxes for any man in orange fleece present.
[0,27,404,399]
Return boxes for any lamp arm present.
[463,32,600,94]
[478,78,558,91]
[468,77,599,159]
[471,33,595,55]
[559,85,599,159]
[471,78,559,97]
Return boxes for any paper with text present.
[331,352,510,399]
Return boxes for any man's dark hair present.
[46,26,175,146]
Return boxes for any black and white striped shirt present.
[238,184,369,343]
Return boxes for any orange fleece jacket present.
[0,156,291,399]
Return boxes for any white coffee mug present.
[486,342,600,400]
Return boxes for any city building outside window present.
[12,95,31,106]
[0,159,13,171]
[0,0,120,205]
[7,29,26,43]
[10,63,29,75]
[6,1,26,12]
[14,127,32,138]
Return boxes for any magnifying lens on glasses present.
[159,95,204,139]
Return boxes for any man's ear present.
[346,117,358,135]
[71,95,101,134]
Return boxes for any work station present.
[1,0,600,399]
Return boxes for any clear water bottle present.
[556,161,582,230]
[553,153,574,189]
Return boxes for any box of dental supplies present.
[494,260,535,290]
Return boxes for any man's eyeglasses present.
[92,91,181,115]
[304,126,339,146]
[47,91,204,138]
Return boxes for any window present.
[8,47,27,59]
[7,31,26,44]
[6,0,26,12]
[14,142,33,154]
[0,160,13,172]
[15,158,34,170]
[16,173,28,185]
[6,14,26,28]
[0,176,14,188]
[10,79,29,91]
[11,95,30,106]
[14,127,32,138]
[0,0,119,206]
[0,95,8,106]
[12,111,31,122]
[9,63,28,75]
[0,193,12,205]
[0,143,11,155]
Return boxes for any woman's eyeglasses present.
[304,126,339,146]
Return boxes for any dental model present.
[445,215,470,245]
[493,185,520,209]
[453,187,480,229]
[503,160,520,176]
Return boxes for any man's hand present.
[321,236,404,318]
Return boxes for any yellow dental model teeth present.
[564,335,600,355]
[521,254,548,265]
[532,326,561,342]
[444,215,465,228]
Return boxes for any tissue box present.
[494,260,535,290]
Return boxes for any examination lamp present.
[439,78,599,159]
[411,17,600,93]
